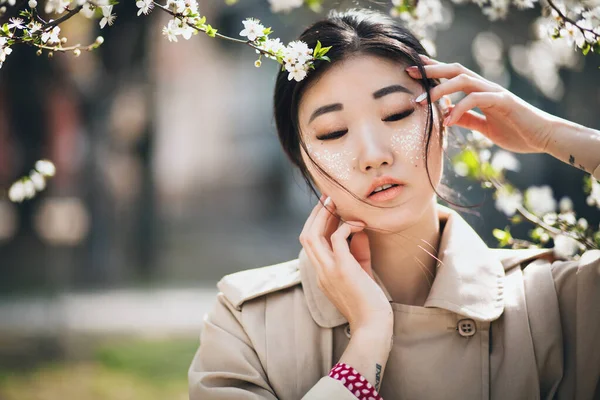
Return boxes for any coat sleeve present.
[550,249,600,400]
[188,292,359,400]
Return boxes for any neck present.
[367,199,442,306]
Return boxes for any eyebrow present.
[308,84,414,123]
[372,84,414,99]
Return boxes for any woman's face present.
[298,54,444,231]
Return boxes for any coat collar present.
[299,204,510,328]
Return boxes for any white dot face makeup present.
[390,108,428,167]
[305,141,355,183]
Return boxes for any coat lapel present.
[299,204,514,327]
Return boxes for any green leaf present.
[582,42,591,55]
[493,227,512,248]
[319,55,331,62]
[304,0,322,13]
[313,40,321,56]
[263,27,272,36]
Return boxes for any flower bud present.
[36,49,43,56]
[28,0,37,7]
[48,51,53,58]
[61,37,67,44]
[74,48,81,57]
[95,36,104,45]
[254,59,261,67]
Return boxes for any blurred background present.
[0,0,599,398]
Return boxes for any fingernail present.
[415,92,427,103]
[324,196,331,207]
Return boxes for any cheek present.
[304,141,355,183]
[390,119,426,167]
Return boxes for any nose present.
[357,127,394,173]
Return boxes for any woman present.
[189,8,600,400]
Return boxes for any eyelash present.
[316,108,416,141]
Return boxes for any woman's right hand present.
[299,194,393,335]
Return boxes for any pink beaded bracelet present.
[328,362,383,400]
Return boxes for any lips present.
[365,176,407,198]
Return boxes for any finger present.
[301,194,327,238]
[444,92,507,127]
[323,203,340,248]
[349,231,373,279]
[407,62,485,82]
[443,104,488,132]
[307,198,338,266]
[418,74,501,105]
[419,54,439,65]
[330,221,366,267]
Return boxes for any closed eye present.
[316,129,348,141]
[383,108,415,122]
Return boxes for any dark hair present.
[273,8,471,211]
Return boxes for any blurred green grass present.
[0,337,199,400]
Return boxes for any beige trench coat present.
[188,204,600,399]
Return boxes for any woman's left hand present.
[406,55,555,154]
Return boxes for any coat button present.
[345,324,352,338]
[457,318,476,337]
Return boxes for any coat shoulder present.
[216,258,302,311]
[488,247,557,272]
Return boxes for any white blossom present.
[453,161,469,177]
[29,171,46,191]
[136,0,154,16]
[8,181,25,203]
[35,160,56,176]
[23,179,35,200]
[167,0,186,13]
[542,212,557,225]
[44,0,69,14]
[285,40,312,65]
[28,0,36,7]
[268,0,303,13]
[8,17,26,30]
[79,3,95,18]
[512,0,536,9]
[259,38,285,59]
[162,20,179,42]
[524,185,556,217]
[553,234,581,259]
[239,18,266,42]
[495,187,523,216]
[491,150,520,172]
[286,63,308,82]
[586,178,600,208]
[558,212,576,225]
[577,218,588,230]
[0,38,13,66]
[174,18,195,40]
[482,0,509,21]
[558,196,572,212]
[99,5,116,29]
[470,130,494,148]
[27,21,42,35]
[41,26,61,44]
[479,149,491,162]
